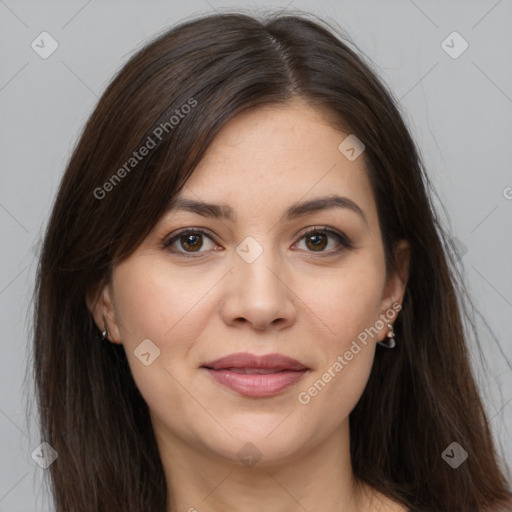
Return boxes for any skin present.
[89,98,410,512]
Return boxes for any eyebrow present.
[166,194,368,226]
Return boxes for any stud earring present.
[377,323,396,349]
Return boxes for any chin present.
[192,417,309,466]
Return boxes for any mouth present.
[201,352,309,397]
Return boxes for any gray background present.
[1,0,511,510]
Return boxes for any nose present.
[219,240,297,332]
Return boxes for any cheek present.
[297,343,374,445]
[111,256,215,344]
[110,257,219,393]
[292,252,385,419]
[296,273,380,431]
[297,254,387,347]
[110,260,208,435]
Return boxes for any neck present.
[152,418,369,512]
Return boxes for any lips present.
[219,367,290,374]
[202,352,308,371]
[201,352,309,397]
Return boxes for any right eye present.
[162,228,219,258]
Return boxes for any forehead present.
[171,100,378,226]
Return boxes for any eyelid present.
[162,225,352,257]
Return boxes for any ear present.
[85,281,122,345]
[378,239,410,336]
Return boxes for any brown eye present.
[304,232,328,251]
[180,233,203,252]
[163,228,216,257]
[295,227,352,255]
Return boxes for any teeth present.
[226,368,285,374]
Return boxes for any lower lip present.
[204,369,308,397]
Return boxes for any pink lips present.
[201,352,309,397]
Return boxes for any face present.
[90,98,409,465]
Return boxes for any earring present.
[101,315,110,342]
[377,323,396,349]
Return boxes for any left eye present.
[294,228,350,254]
[163,227,351,257]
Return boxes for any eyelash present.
[162,226,353,259]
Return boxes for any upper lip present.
[201,352,308,371]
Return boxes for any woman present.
[31,9,512,512]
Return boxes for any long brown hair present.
[29,9,512,511]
